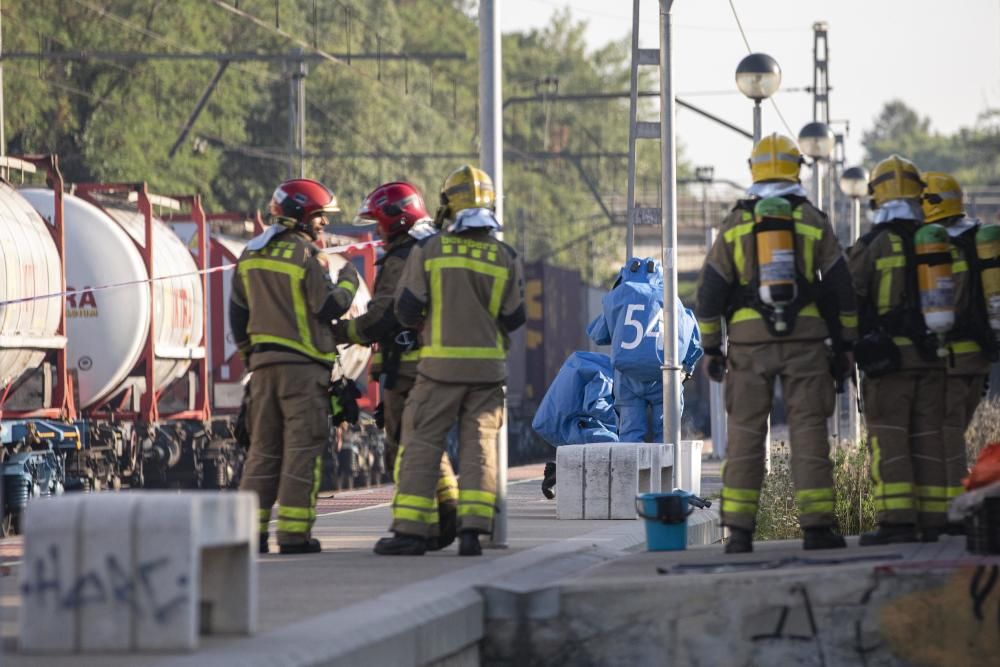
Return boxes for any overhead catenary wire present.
[727,0,796,138]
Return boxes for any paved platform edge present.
[148,511,721,667]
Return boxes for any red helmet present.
[269,178,341,223]
[353,182,431,239]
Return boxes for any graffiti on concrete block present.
[21,544,189,624]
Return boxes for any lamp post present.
[798,121,835,207]
[736,53,781,143]
[840,166,868,242]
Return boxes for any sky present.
[501,0,1000,186]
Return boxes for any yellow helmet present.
[439,165,495,218]
[921,171,964,223]
[868,155,925,207]
[748,133,803,183]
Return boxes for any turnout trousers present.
[383,375,459,513]
[862,369,947,528]
[240,363,329,546]
[942,373,987,504]
[721,341,837,532]
[391,375,503,538]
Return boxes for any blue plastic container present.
[636,492,689,551]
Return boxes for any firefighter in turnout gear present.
[695,133,857,554]
[922,172,994,533]
[375,166,525,556]
[333,181,460,550]
[231,178,360,555]
[849,156,949,545]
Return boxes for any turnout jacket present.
[394,228,526,384]
[333,233,421,383]
[695,197,857,349]
[230,228,358,370]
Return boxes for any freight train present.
[0,155,377,532]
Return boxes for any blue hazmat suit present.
[587,258,703,442]
[531,352,619,447]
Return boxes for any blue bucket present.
[636,492,690,551]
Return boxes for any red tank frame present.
[72,183,210,425]
[0,154,77,421]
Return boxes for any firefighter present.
[922,172,994,532]
[374,165,525,556]
[333,181,460,550]
[849,156,948,545]
[231,178,360,555]
[695,133,857,554]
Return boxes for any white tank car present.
[166,223,372,406]
[20,190,204,409]
[0,182,63,390]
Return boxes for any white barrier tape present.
[0,239,384,308]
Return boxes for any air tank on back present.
[0,181,63,390]
[20,189,204,409]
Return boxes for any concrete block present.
[637,444,673,494]
[583,446,612,519]
[18,491,258,654]
[556,446,584,520]
[609,446,639,519]
[19,495,87,652]
[678,440,704,497]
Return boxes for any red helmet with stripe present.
[269,178,341,224]
[353,182,431,240]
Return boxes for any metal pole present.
[659,0,682,489]
[752,99,762,144]
[706,227,727,460]
[625,0,641,260]
[851,196,861,243]
[287,60,296,179]
[297,55,307,178]
[812,160,823,209]
[480,0,507,548]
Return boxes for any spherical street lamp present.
[735,53,781,143]
[797,121,836,160]
[839,165,869,242]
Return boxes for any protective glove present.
[331,319,351,344]
[704,347,726,383]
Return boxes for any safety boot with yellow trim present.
[374,532,427,556]
[802,526,846,550]
[724,527,753,554]
[859,523,919,546]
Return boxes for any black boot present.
[458,530,482,556]
[803,526,847,550]
[859,523,918,546]
[374,532,427,556]
[259,534,269,554]
[279,537,322,554]
[427,502,458,551]
[725,527,753,554]
[541,461,557,500]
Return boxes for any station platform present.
[0,462,720,666]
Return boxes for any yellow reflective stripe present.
[918,500,949,513]
[731,308,760,323]
[876,497,914,510]
[459,489,496,505]
[248,334,337,363]
[796,229,816,279]
[438,487,459,503]
[721,499,757,514]
[395,493,436,509]
[337,279,358,294]
[874,482,913,496]
[401,350,421,361]
[310,455,322,515]
[698,318,721,334]
[952,260,968,274]
[722,487,760,501]
[950,340,981,354]
[457,504,494,519]
[393,445,405,484]
[276,519,311,533]
[239,257,306,279]
[871,436,884,485]
[916,485,949,499]
[421,345,506,360]
[437,476,458,492]
[258,509,272,520]
[347,319,364,344]
[799,501,835,514]
[840,313,858,328]
[892,337,913,347]
[794,222,822,240]
[875,255,906,270]
[724,221,754,285]
[877,264,894,315]
[392,507,438,524]
[946,486,965,499]
[795,488,834,502]
[278,506,316,520]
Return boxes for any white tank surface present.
[165,223,372,387]
[20,190,204,409]
[0,182,63,390]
